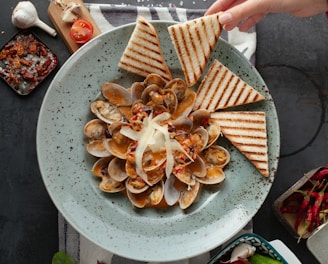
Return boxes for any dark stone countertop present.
[0,0,327,263]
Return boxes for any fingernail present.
[219,12,233,24]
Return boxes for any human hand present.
[205,0,328,31]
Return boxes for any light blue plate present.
[37,21,280,262]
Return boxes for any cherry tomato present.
[69,19,94,44]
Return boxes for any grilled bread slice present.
[211,111,269,177]
[193,60,265,112]
[168,13,222,87]
[119,16,172,82]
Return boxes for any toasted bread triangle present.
[193,60,265,112]
[119,16,172,82]
[168,14,222,87]
[210,111,269,177]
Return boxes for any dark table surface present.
[1,0,328,263]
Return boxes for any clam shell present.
[141,84,161,104]
[101,82,132,106]
[190,109,211,129]
[87,140,112,157]
[127,180,164,208]
[90,100,123,124]
[171,89,196,119]
[206,121,221,148]
[99,176,125,193]
[197,166,226,185]
[108,157,128,182]
[91,156,113,177]
[179,181,201,210]
[131,82,145,101]
[144,73,167,88]
[173,164,197,186]
[103,125,133,159]
[162,89,178,113]
[84,119,108,141]
[164,78,187,101]
[203,145,230,168]
[169,117,193,133]
[192,126,209,151]
[164,175,180,206]
[126,177,149,194]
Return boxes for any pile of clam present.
[84,74,230,209]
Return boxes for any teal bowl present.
[208,233,288,264]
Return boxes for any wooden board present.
[48,0,101,53]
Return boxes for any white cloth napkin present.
[58,4,257,263]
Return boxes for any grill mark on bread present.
[120,54,166,76]
[168,14,222,86]
[193,60,265,111]
[119,16,172,82]
[210,111,269,177]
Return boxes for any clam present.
[145,165,165,186]
[197,166,226,185]
[91,156,113,177]
[126,176,149,194]
[171,89,196,119]
[127,180,164,208]
[192,126,209,151]
[173,154,207,185]
[162,89,178,113]
[144,73,166,88]
[179,180,201,210]
[164,175,180,206]
[108,157,128,182]
[141,84,161,104]
[169,117,193,133]
[173,164,197,186]
[189,109,210,129]
[84,119,108,141]
[125,153,138,178]
[101,82,132,106]
[90,100,123,124]
[103,123,134,159]
[130,82,145,101]
[203,145,230,168]
[206,121,221,148]
[164,78,187,101]
[86,140,111,157]
[99,176,125,193]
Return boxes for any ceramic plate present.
[37,21,280,262]
[208,233,288,263]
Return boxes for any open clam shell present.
[87,140,112,158]
[91,100,123,124]
[126,177,149,194]
[164,78,187,101]
[84,119,108,141]
[144,73,167,88]
[197,166,226,185]
[179,181,201,210]
[99,176,125,193]
[206,120,221,148]
[171,88,196,119]
[101,82,132,106]
[127,180,164,208]
[91,156,113,177]
[108,157,129,182]
[203,145,230,168]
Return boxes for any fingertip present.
[219,12,233,24]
